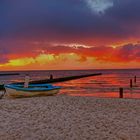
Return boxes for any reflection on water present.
[0,69,140,99]
[55,70,140,99]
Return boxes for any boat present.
[4,83,61,98]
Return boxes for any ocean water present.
[0,69,140,99]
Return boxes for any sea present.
[0,69,140,99]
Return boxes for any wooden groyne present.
[0,73,19,76]
[30,73,102,84]
[0,73,102,90]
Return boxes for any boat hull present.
[5,87,60,98]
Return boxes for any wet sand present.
[0,95,140,140]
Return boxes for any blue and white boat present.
[5,83,61,98]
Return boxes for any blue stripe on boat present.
[5,83,61,92]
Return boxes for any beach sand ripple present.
[0,96,140,140]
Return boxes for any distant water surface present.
[0,69,140,99]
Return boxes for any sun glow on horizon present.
[0,45,140,70]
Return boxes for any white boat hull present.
[5,87,59,98]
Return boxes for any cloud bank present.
[1,0,140,69]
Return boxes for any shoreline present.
[0,95,140,140]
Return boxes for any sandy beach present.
[0,95,140,140]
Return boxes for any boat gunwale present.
[5,84,61,92]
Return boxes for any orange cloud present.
[0,41,140,70]
[0,53,93,70]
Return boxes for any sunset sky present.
[1,0,140,70]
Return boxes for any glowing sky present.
[0,0,140,70]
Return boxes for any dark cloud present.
[1,0,140,66]
[0,48,9,63]
[1,0,140,41]
[116,44,140,62]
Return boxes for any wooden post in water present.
[50,74,53,80]
[130,79,133,88]
[134,76,137,84]
[119,88,123,98]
